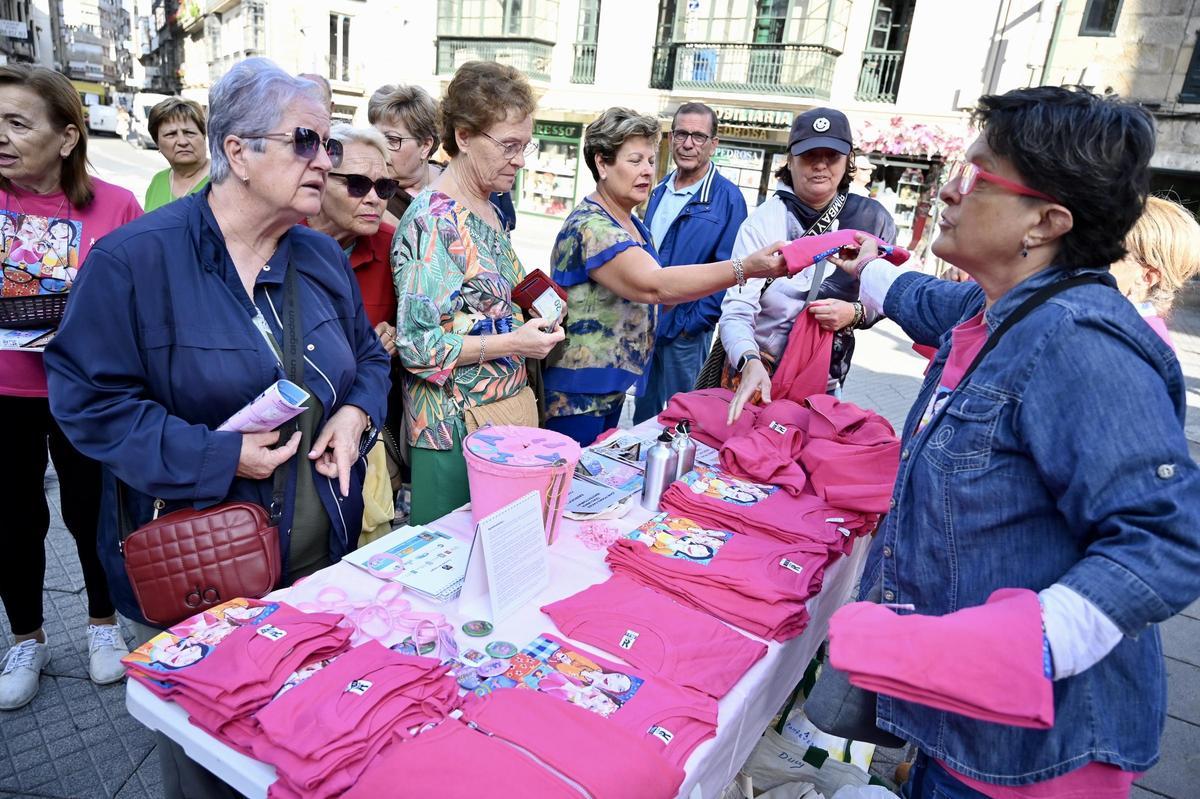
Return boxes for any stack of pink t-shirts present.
[605,513,829,641]
[253,641,458,799]
[508,631,718,768]
[123,603,352,753]
[541,574,767,699]
[798,394,899,513]
[828,588,1054,728]
[659,387,760,448]
[718,398,813,495]
[345,688,685,799]
[715,394,899,514]
[660,465,876,557]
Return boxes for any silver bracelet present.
[732,256,747,287]
[478,334,487,365]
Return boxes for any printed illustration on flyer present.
[0,210,82,296]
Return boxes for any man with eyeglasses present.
[632,102,748,423]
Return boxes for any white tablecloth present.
[126,429,871,799]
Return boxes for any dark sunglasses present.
[241,127,343,168]
[329,172,400,200]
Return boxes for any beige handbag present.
[463,385,539,433]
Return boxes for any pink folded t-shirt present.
[828,588,1054,729]
[541,574,767,698]
[661,464,876,556]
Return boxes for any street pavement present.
[1,137,1198,797]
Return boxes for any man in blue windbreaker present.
[633,102,748,423]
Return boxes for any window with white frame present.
[329,12,351,82]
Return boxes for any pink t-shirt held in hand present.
[0,178,143,397]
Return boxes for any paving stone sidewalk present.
[2,281,1199,798]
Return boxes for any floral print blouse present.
[392,190,527,450]
[543,198,659,418]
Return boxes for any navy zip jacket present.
[45,190,390,625]
[642,165,748,341]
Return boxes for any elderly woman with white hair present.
[46,58,390,630]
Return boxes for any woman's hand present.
[509,317,566,359]
[741,241,789,281]
[827,232,880,277]
[373,322,397,357]
[310,405,370,497]
[727,358,772,425]
[807,299,857,332]
[237,430,302,480]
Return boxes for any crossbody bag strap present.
[271,262,303,525]
[959,274,1105,387]
[760,192,847,298]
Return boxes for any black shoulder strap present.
[271,263,303,524]
[959,274,1105,387]
[761,192,847,298]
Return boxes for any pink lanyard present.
[293,583,459,659]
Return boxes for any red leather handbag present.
[121,501,282,628]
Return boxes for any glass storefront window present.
[518,121,583,218]
[712,144,765,209]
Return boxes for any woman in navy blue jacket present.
[44,59,390,638]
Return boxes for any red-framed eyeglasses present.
[953,162,1059,204]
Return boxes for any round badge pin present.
[462,620,494,638]
[485,640,518,659]
[456,667,482,690]
[401,636,436,656]
[476,658,510,678]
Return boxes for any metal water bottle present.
[672,420,697,479]
[640,429,679,511]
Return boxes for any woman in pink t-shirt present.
[0,65,142,712]
[1109,195,1200,348]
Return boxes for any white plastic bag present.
[781,705,877,772]
[743,728,872,795]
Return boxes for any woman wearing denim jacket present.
[826,86,1200,797]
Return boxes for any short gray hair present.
[207,57,328,184]
[328,123,390,167]
[583,107,661,182]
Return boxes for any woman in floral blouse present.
[391,62,563,524]
[544,107,786,446]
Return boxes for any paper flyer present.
[342,526,469,601]
[565,476,634,514]
[217,379,310,433]
[0,326,55,352]
[459,491,550,624]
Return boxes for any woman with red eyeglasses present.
[822,86,1200,798]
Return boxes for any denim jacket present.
[862,265,1200,784]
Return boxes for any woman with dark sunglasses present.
[45,58,390,797]
[822,86,1200,798]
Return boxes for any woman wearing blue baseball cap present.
[718,107,895,421]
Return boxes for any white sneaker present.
[87,624,129,685]
[0,638,50,710]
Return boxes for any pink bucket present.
[463,425,582,544]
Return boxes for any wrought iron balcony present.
[651,42,839,98]
[436,37,553,82]
[855,49,904,103]
[572,42,597,84]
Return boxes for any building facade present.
[130,0,1200,237]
